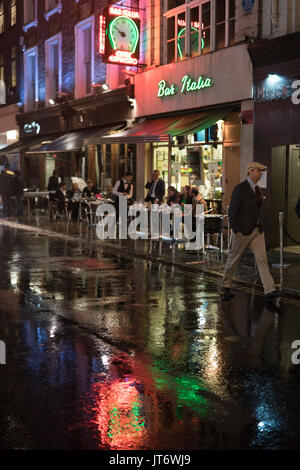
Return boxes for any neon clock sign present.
[177,20,206,60]
[99,6,140,66]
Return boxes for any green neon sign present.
[157,74,214,98]
[177,27,205,60]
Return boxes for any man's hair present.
[125,171,133,177]
[168,186,176,192]
[59,182,66,187]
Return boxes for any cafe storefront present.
[106,43,254,206]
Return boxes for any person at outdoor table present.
[181,185,193,210]
[191,187,207,212]
[82,180,99,198]
[104,184,115,200]
[167,186,180,206]
[67,182,81,221]
[48,170,61,202]
[145,169,165,204]
[55,182,67,215]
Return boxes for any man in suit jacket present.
[145,170,165,204]
[221,162,279,303]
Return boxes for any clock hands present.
[116,27,126,38]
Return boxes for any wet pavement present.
[2,214,300,297]
[1,225,300,450]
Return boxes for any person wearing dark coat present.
[48,170,61,202]
[221,162,279,303]
[82,180,99,198]
[0,163,16,217]
[145,170,165,204]
[55,182,67,215]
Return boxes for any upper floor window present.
[24,46,38,111]
[45,0,59,11]
[11,46,16,87]
[45,34,62,103]
[0,52,4,83]
[24,0,37,25]
[10,0,17,26]
[75,16,94,99]
[0,3,4,34]
[165,0,235,63]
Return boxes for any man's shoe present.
[221,288,235,301]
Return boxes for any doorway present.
[271,145,300,247]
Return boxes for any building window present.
[75,16,94,99]
[24,46,38,111]
[0,52,4,83]
[46,34,62,103]
[10,0,17,26]
[11,46,16,87]
[0,3,4,34]
[44,0,62,21]
[45,0,59,11]
[24,0,37,25]
[165,0,235,63]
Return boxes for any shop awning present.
[0,134,60,155]
[98,107,233,144]
[27,126,121,154]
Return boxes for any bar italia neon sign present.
[99,6,140,66]
[157,75,214,98]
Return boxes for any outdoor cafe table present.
[23,191,56,215]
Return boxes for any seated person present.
[82,180,99,198]
[104,183,115,200]
[167,186,180,206]
[67,182,82,221]
[55,182,67,215]
[191,187,208,212]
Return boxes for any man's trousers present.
[222,227,275,295]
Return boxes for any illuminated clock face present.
[109,16,139,53]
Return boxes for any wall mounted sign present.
[24,121,41,135]
[99,5,140,66]
[242,0,255,12]
[255,77,295,102]
[157,74,214,98]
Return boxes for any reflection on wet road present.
[0,226,300,449]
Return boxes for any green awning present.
[167,107,233,136]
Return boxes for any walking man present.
[221,162,279,302]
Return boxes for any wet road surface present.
[1,225,300,450]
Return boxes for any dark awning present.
[0,134,59,155]
[98,107,233,144]
[27,126,121,154]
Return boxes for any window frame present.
[163,0,235,64]
[23,0,38,31]
[44,0,62,21]
[0,2,4,34]
[11,45,17,87]
[45,33,62,104]
[74,16,95,99]
[24,45,38,111]
[10,0,17,27]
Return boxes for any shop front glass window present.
[153,121,224,201]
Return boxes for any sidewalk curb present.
[1,218,300,300]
